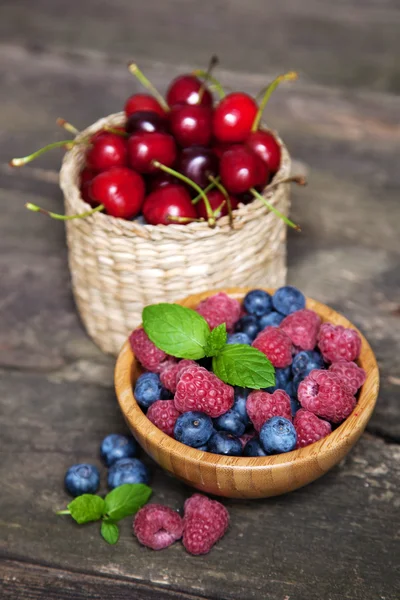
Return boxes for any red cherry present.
[85,133,128,172]
[166,75,213,108]
[254,155,270,189]
[212,142,240,159]
[213,93,258,143]
[246,130,281,175]
[127,132,177,174]
[143,184,197,225]
[80,168,97,206]
[124,94,165,118]
[89,167,145,219]
[196,189,238,220]
[126,111,168,135]
[220,146,260,194]
[148,172,178,192]
[169,105,212,147]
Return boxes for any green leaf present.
[104,483,152,521]
[204,323,227,357]
[143,304,210,359]
[66,495,105,525]
[212,344,275,389]
[101,521,119,545]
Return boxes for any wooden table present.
[1,2,399,598]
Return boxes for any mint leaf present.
[212,344,275,389]
[204,323,227,357]
[66,495,105,525]
[101,521,119,545]
[104,483,152,521]
[143,304,210,359]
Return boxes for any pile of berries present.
[131,286,366,456]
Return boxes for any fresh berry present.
[125,93,165,118]
[246,389,292,432]
[280,309,322,350]
[126,110,168,135]
[143,184,198,226]
[246,130,281,175]
[148,172,178,191]
[64,464,100,497]
[290,397,301,417]
[243,438,267,457]
[174,366,234,417]
[234,315,261,342]
[174,411,214,448]
[134,504,184,550]
[80,168,96,205]
[260,416,297,454]
[329,361,366,395]
[318,323,362,363]
[196,189,239,220]
[128,132,177,174]
[243,289,273,317]
[298,369,356,423]
[183,494,229,555]
[220,146,260,194]
[160,359,196,393]
[294,409,332,448]
[213,410,246,437]
[169,105,213,147]
[272,286,306,316]
[129,328,168,372]
[252,327,293,368]
[213,93,258,143]
[160,387,174,400]
[134,372,163,409]
[177,146,219,189]
[227,332,251,345]
[292,350,325,379]
[259,311,284,329]
[265,366,292,392]
[100,434,138,466]
[208,431,242,456]
[232,387,251,426]
[89,167,145,219]
[239,430,256,447]
[166,75,213,108]
[196,292,241,332]
[147,400,180,436]
[107,457,150,489]
[86,133,128,172]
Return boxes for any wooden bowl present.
[115,288,379,499]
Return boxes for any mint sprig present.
[204,323,227,357]
[212,344,275,389]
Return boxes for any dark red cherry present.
[166,75,213,108]
[124,94,166,118]
[246,130,281,175]
[253,155,270,189]
[142,184,198,226]
[148,172,178,192]
[212,142,240,159]
[80,168,97,205]
[196,189,239,220]
[127,132,177,174]
[220,146,260,194]
[169,105,213,147]
[89,167,145,219]
[126,111,168,135]
[213,93,258,143]
[86,133,128,172]
[177,146,218,188]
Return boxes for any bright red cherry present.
[86,133,128,172]
[253,154,270,189]
[220,146,260,194]
[89,167,145,219]
[169,105,212,147]
[196,189,239,220]
[124,94,166,118]
[246,130,281,175]
[80,168,97,205]
[177,146,218,188]
[143,184,197,225]
[212,142,240,159]
[126,111,168,135]
[166,75,213,108]
[148,172,178,192]
[127,132,177,174]
[213,93,258,143]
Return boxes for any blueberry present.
[208,432,242,456]
[174,411,214,448]
[234,315,260,341]
[272,286,306,316]
[259,311,284,329]
[107,458,150,490]
[292,374,303,395]
[227,332,251,345]
[259,417,297,454]
[160,387,174,400]
[243,289,273,317]
[196,444,209,451]
[243,438,267,457]
[214,410,246,437]
[100,433,138,467]
[134,372,162,409]
[64,464,100,497]
[232,387,250,426]
[292,350,324,379]
[265,367,292,392]
[284,380,297,397]
[290,397,301,417]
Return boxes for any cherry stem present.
[128,63,169,112]
[104,126,129,138]
[213,200,226,217]
[265,175,307,191]
[192,69,226,99]
[250,188,301,231]
[9,140,77,167]
[208,175,233,226]
[56,118,79,136]
[168,215,205,224]
[152,161,216,228]
[25,202,105,220]
[191,179,218,205]
[251,71,298,132]
[197,55,219,103]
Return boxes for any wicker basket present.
[60,112,292,355]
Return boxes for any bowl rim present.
[115,287,380,471]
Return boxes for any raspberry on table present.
[280,309,321,351]
[318,322,362,363]
[129,328,168,372]
[298,369,356,423]
[196,292,241,332]
[252,326,293,368]
[174,365,234,417]
[272,285,306,316]
[133,504,184,550]
[183,494,229,555]
[160,359,196,393]
[294,409,332,448]
[246,389,292,432]
[147,400,180,436]
[329,361,367,395]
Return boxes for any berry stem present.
[208,175,233,225]
[56,509,71,515]
[213,200,226,216]
[250,188,301,231]
[197,55,219,103]
[251,71,298,132]
[192,69,226,98]
[128,63,169,111]
[56,118,79,135]
[25,202,105,220]
[191,178,218,205]
[168,215,205,224]
[104,126,129,137]
[9,140,76,167]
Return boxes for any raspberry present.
[160,359,196,393]
[298,369,356,423]
[184,494,229,534]
[246,389,292,432]
[129,328,167,372]
[146,400,180,436]
[294,408,332,448]
[318,322,361,363]
[252,327,293,368]
[183,494,229,555]
[280,309,321,351]
[196,292,241,332]
[239,430,256,448]
[133,504,184,550]
[329,361,367,395]
[174,365,234,417]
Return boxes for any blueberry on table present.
[64,464,100,497]
[174,411,214,448]
[227,332,251,345]
[234,315,260,341]
[259,311,284,329]
[214,410,246,437]
[107,458,150,490]
[243,289,273,317]
[100,433,138,467]
[134,372,163,409]
[259,417,297,454]
[208,431,242,456]
[272,286,306,316]
[243,439,267,457]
